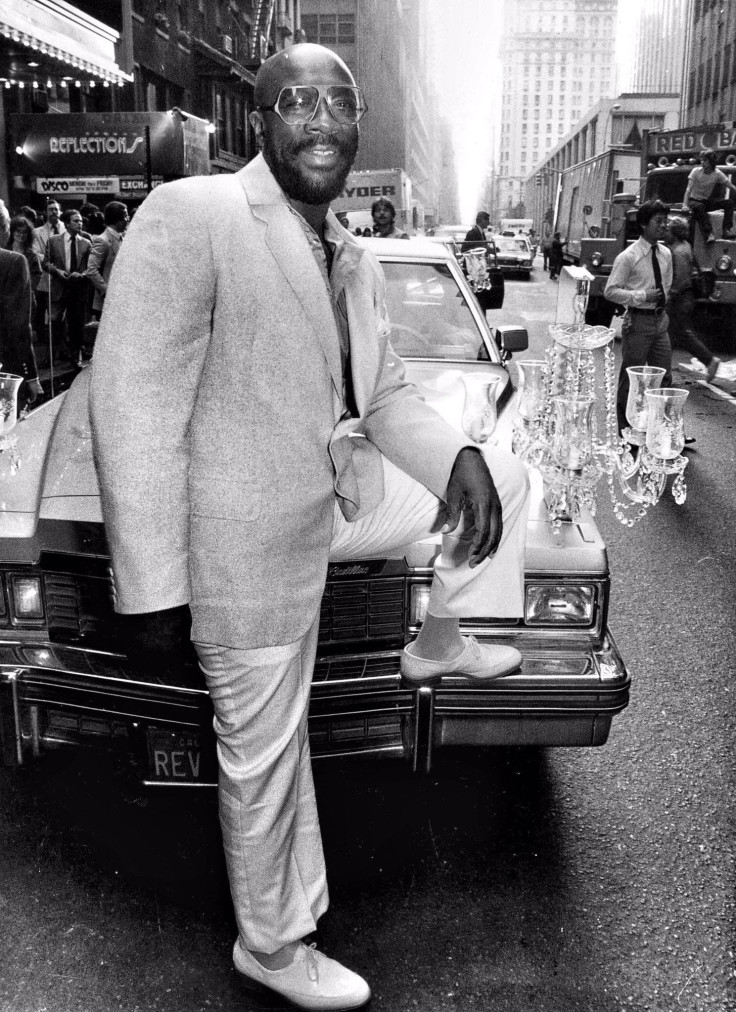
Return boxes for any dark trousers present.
[667,291,714,367]
[617,310,672,434]
[62,287,89,362]
[52,280,89,362]
[690,196,734,238]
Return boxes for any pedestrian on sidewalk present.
[44,209,92,368]
[548,232,566,280]
[665,217,721,383]
[0,199,43,408]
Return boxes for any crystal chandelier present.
[0,372,24,475]
[511,274,689,527]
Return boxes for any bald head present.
[254,43,355,106]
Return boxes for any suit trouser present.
[616,309,672,434]
[194,445,530,954]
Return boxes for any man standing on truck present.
[604,199,673,434]
[90,42,530,1012]
[682,149,736,244]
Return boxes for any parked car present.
[492,235,535,278]
[0,238,628,785]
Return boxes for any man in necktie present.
[603,199,674,434]
[32,201,66,360]
[44,210,92,368]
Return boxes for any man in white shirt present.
[604,200,673,434]
[682,149,736,243]
[32,201,66,344]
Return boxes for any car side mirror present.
[496,325,529,362]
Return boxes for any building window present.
[302,12,355,45]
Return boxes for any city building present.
[497,0,618,217]
[2,0,301,209]
[525,92,680,236]
[681,0,736,126]
[300,0,450,228]
[624,0,689,95]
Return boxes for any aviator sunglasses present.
[258,85,367,126]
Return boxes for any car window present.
[381,261,490,361]
[495,238,529,253]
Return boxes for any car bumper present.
[0,631,629,780]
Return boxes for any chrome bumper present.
[0,632,629,776]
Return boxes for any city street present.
[1,261,735,1012]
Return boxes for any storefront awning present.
[0,0,132,85]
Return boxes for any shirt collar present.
[633,235,657,260]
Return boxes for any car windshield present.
[381,261,490,361]
[495,238,529,253]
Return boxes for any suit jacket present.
[90,154,471,649]
[45,233,92,315]
[86,227,123,312]
[0,249,38,381]
[462,225,491,253]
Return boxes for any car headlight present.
[716,254,732,272]
[525,584,596,625]
[409,583,431,626]
[590,252,604,268]
[10,575,44,621]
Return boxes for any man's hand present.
[442,447,502,568]
[117,603,196,683]
[25,378,43,403]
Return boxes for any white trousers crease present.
[195,443,530,953]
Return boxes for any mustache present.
[293,135,347,152]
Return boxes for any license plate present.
[145,727,216,784]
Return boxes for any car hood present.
[0,364,606,575]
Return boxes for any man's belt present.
[629,306,666,315]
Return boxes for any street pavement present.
[0,261,734,1011]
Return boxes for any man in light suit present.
[32,200,66,356]
[44,209,92,367]
[86,200,129,318]
[90,44,529,1011]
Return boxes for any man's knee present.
[479,445,530,509]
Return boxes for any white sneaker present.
[233,939,371,1010]
[401,635,522,686]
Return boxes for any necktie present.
[52,223,59,235]
[69,234,78,273]
[651,244,665,307]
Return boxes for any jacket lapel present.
[343,265,379,418]
[237,156,343,398]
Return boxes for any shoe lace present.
[305,942,319,983]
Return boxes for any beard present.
[263,128,359,205]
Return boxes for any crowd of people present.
[0,196,130,406]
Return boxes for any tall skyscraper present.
[497,0,618,215]
[682,0,736,127]
[626,0,688,95]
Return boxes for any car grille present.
[44,572,406,650]
[45,571,117,646]
[318,578,405,645]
